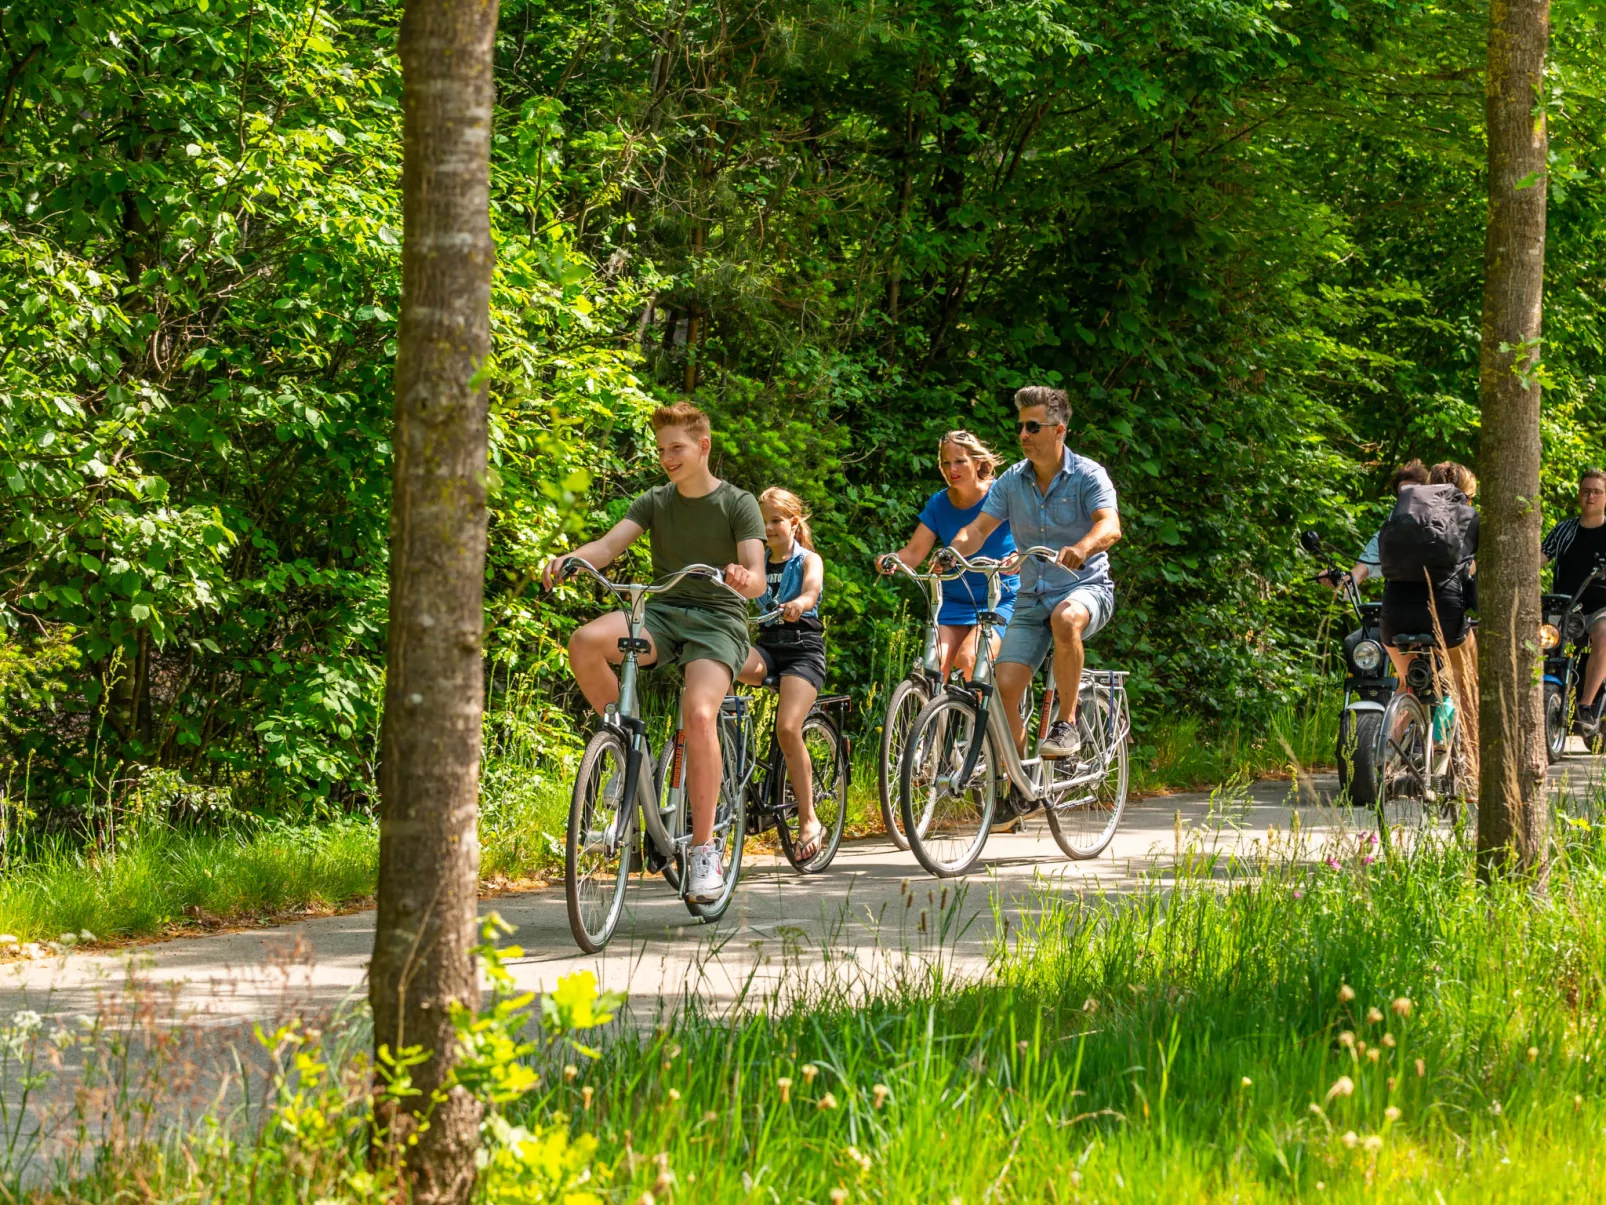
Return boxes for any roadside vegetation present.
[5,802,1602,1202]
[0,697,1337,945]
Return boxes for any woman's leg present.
[938,624,980,680]
[776,675,821,843]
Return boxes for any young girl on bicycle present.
[879,430,1017,681]
[736,487,829,860]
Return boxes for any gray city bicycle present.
[898,547,1131,877]
[873,555,949,850]
[556,557,752,952]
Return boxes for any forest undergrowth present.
[4,797,1604,1202]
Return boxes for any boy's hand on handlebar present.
[542,555,571,591]
[723,562,760,595]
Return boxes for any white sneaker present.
[685,841,726,903]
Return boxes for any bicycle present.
[872,555,949,850]
[657,611,852,874]
[898,547,1131,877]
[557,557,754,953]
[1375,633,1470,840]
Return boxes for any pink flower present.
[1325,857,1341,870]
[1361,854,1376,866]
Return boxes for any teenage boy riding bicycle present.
[543,402,766,902]
[945,385,1122,765]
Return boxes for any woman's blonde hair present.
[1430,461,1478,498]
[938,429,1002,480]
[759,486,815,550]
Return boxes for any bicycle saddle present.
[1391,633,1438,651]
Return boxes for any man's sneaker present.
[1040,720,1082,760]
[685,841,726,903]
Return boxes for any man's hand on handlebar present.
[1056,544,1086,572]
[1315,568,1349,592]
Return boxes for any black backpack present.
[1377,484,1479,584]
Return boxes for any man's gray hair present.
[1014,385,1069,426]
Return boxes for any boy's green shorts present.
[642,601,750,682]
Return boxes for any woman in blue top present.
[879,430,1017,680]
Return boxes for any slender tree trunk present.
[1476,0,1549,881]
[369,0,499,1198]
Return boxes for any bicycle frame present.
[880,556,947,683]
[938,548,1130,803]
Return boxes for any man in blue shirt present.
[947,386,1121,760]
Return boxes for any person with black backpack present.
[1376,462,1480,732]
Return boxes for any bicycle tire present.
[777,710,849,873]
[565,728,635,953]
[1376,693,1432,836]
[683,713,748,922]
[1044,687,1128,860]
[878,677,927,850]
[899,692,997,877]
[1545,682,1567,764]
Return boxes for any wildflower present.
[1341,1130,1359,1148]
[10,1010,40,1033]
[1366,1007,1384,1025]
[1387,1076,1397,1091]
[1357,1041,1367,1056]
[1082,998,1099,1014]
[1326,1076,1355,1102]
[702,1110,716,1123]
[635,1194,655,1205]
[1364,1134,1383,1153]
[653,1154,675,1193]
[1241,1076,1253,1088]
[1315,1183,1326,1191]
[1069,1171,1083,1187]
[1017,1040,1030,1056]
[1338,984,1356,1004]
[1576,1095,1584,1113]
[564,1064,578,1083]
[1367,1048,1380,1064]
[1292,890,1303,900]
[1361,854,1376,866]
[668,1088,681,1102]
[58,933,76,946]
[1527,1047,1539,1063]
[802,1063,819,1085]
[1391,997,1412,1019]
[777,1077,793,1104]
[1385,1106,1401,1123]
[1489,1100,1502,1116]
[1382,1033,1396,1048]
[1325,857,1342,870]
[818,1092,838,1110]
[582,1085,594,1108]
[846,1145,872,1171]
[872,1083,890,1109]
[1309,1102,1324,1115]
[78,930,94,943]
[1338,1031,1356,1050]
[1415,1059,1426,1077]
[830,1190,848,1204]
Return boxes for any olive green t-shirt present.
[624,481,765,619]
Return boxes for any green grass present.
[12,803,1606,1201]
[523,810,1606,1202]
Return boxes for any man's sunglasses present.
[1015,420,1059,435]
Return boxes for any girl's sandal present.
[793,819,825,863]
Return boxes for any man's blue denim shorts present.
[996,584,1114,671]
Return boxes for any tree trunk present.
[369,0,499,1198]
[1475,0,1549,880]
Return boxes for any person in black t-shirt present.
[1542,467,1606,719]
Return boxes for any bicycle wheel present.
[899,693,997,877]
[878,677,927,850]
[777,711,849,873]
[684,714,748,922]
[1045,687,1129,859]
[566,729,635,953]
[1377,693,1431,834]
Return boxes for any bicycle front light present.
[1351,639,1385,674]
[1540,622,1561,651]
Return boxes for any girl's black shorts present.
[754,632,827,691]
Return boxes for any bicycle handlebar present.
[555,557,747,604]
[935,544,1059,577]
[874,552,943,586]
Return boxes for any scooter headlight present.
[1540,623,1561,651]
[1351,639,1385,673]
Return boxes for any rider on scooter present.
[1542,467,1606,726]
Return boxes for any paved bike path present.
[4,757,1601,1033]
